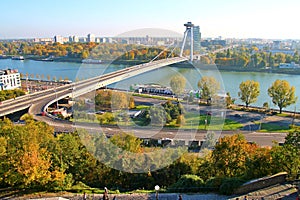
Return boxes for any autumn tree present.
[95,90,132,111]
[238,80,260,107]
[0,117,68,189]
[170,75,186,97]
[198,76,220,104]
[268,80,297,113]
[211,134,258,178]
[129,96,135,109]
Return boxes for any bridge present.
[0,56,188,118]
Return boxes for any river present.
[1,59,300,112]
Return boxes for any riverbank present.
[3,55,146,65]
[174,61,300,75]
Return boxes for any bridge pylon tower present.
[180,22,194,62]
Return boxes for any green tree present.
[149,105,166,126]
[238,80,260,107]
[198,76,220,105]
[268,80,297,113]
[170,75,186,97]
[270,129,300,179]
[110,133,143,153]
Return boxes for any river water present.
[1,59,300,111]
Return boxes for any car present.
[206,111,212,115]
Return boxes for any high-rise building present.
[54,35,64,44]
[0,69,21,91]
[87,33,95,43]
[193,26,201,53]
[69,35,79,43]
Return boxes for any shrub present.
[219,177,245,195]
[168,174,204,193]
[205,177,223,192]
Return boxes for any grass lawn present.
[133,93,174,101]
[135,105,150,110]
[71,110,243,131]
[276,113,292,117]
[258,123,291,132]
[175,112,243,130]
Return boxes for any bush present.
[219,177,245,195]
[205,177,223,192]
[168,174,204,193]
[67,181,91,193]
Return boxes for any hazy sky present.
[1,0,300,39]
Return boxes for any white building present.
[279,62,300,69]
[0,69,21,91]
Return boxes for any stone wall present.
[234,172,288,195]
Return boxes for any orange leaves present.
[17,144,51,186]
[212,134,259,177]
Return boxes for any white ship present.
[82,59,102,64]
[11,56,25,60]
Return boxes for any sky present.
[0,0,300,39]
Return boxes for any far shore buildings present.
[51,34,184,46]
[278,62,300,69]
[0,69,21,91]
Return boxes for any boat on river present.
[36,57,54,62]
[11,56,25,60]
[82,59,102,64]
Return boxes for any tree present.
[225,92,235,107]
[198,76,220,104]
[149,105,166,126]
[268,80,297,113]
[211,134,258,177]
[270,129,300,179]
[170,75,186,97]
[238,80,260,107]
[129,96,135,109]
[81,50,89,59]
[0,117,67,189]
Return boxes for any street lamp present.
[155,185,160,200]
[53,87,58,109]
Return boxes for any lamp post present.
[53,86,58,109]
[155,185,160,200]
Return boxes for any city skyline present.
[0,0,300,39]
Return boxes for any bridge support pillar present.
[180,22,194,62]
